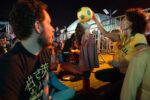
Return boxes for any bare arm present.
[61,62,82,74]
[92,14,120,41]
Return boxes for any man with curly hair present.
[93,8,148,100]
[0,0,75,99]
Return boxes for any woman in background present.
[75,22,99,94]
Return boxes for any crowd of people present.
[0,0,150,100]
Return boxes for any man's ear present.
[34,21,42,34]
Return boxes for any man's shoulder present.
[131,47,150,62]
[137,47,150,56]
[0,50,14,63]
[0,50,19,71]
[0,43,21,60]
[0,43,26,72]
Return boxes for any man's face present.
[38,10,54,47]
[120,16,132,31]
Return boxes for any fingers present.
[92,12,96,20]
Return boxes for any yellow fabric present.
[116,33,147,62]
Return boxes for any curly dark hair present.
[75,23,85,46]
[125,8,148,35]
[9,0,47,40]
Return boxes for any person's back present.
[79,33,99,71]
[62,38,72,52]
[62,34,75,62]
[137,48,150,100]
[121,47,150,100]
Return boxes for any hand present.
[72,68,83,74]
[92,12,102,25]
[108,60,120,68]
[92,11,96,21]
[119,66,127,74]
[119,60,129,74]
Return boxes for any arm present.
[92,14,120,41]
[49,71,67,90]
[121,52,147,100]
[61,62,82,74]
[50,55,59,70]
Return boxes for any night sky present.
[0,0,150,28]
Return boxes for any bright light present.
[112,10,118,15]
[103,9,118,15]
[103,9,109,15]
